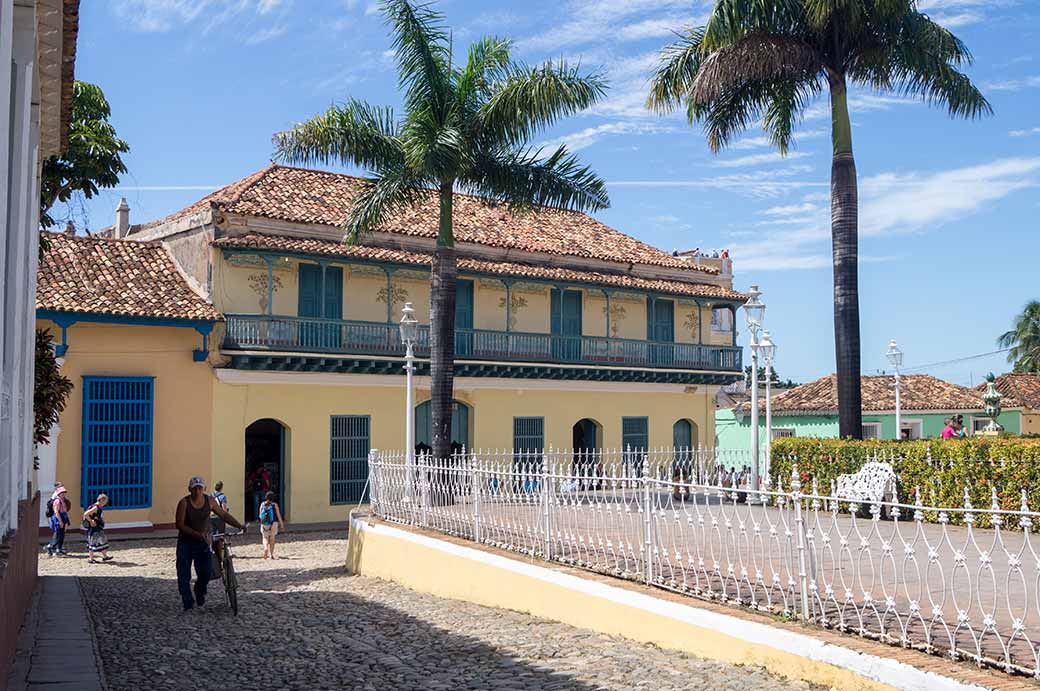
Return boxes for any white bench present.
[835,462,898,509]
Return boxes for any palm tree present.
[273,0,609,461]
[999,301,1040,374]
[646,0,989,438]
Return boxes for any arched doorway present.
[245,419,287,522]
[672,418,699,484]
[572,418,601,485]
[415,400,470,454]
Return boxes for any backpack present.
[45,499,54,518]
[259,502,276,526]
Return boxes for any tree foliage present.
[647,0,989,440]
[273,0,608,460]
[34,329,72,447]
[999,301,1040,374]
[40,80,129,229]
[645,1,990,154]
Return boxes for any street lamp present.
[400,302,419,497]
[743,285,765,491]
[759,330,776,482]
[886,339,903,440]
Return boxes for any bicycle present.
[214,530,241,615]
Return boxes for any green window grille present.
[330,415,370,505]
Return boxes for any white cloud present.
[727,157,1040,270]
[1010,127,1040,137]
[111,0,291,36]
[243,25,286,45]
[928,10,983,26]
[985,76,1040,92]
[519,0,704,53]
[714,151,812,168]
[538,121,676,152]
[608,165,825,198]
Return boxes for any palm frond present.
[272,99,403,169]
[401,105,471,178]
[381,0,452,116]
[646,27,706,114]
[692,32,822,105]
[342,166,427,243]
[455,35,513,111]
[848,11,990,118]
[702,0,807,51]
[464,146,609,214]
[477,60,607,148]
[762,77,823,153]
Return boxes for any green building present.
[715,373,1024,451]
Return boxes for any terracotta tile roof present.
[151,165,717,274]
[980,374,1040,410]
[737,374,987,414]
[37,232,221,321]
[214,234,747,301]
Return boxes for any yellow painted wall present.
[474,279,505,331]
[37,319,214,527]
[1023,412,1040,436]
[211,376,716,524]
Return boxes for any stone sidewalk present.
[6,576,104,691]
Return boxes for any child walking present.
[45,483,71,556]
[82,494,112,563]
[258,491,285,559]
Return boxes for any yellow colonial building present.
[41,165,747,527]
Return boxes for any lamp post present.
[400,302,419,498]
[759,330,776,483]
[743,285,765,490]
[886,339,903,440]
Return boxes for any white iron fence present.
[370,447,1040,678]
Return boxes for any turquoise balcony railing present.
[222,314,742,372]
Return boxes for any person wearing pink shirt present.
[941,419,956,439]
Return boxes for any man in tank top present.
[175,476,245,611]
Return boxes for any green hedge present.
[769,437,1040,518]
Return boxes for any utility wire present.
[900,348,1011,373]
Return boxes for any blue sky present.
[70,0,1039,386]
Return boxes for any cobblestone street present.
[40,531,821,691]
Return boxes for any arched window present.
[415,400,470,450]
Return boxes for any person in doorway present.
[210,481,229,578]
[82,494,111,563]
[246,466,271,522]
[45,483,71,556]
[175,477,244,612]
[941,419,956,439]
[258,491,286,559]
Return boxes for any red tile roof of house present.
[150,165,717,274]
[737,373,987,414]
[213,234,747,301]
[979,374,1040,410]
[37,232,221,321]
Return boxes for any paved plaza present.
[37,531,819,691]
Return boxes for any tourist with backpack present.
[82,494,112,564]
[45,483,71,556]
[258,491,285,559]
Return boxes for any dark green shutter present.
[415,400,469,448]
[513,416,544,467]
[456,279,474,356]
[622,416,649,452]
[330,415,370,504]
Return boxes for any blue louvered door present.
[81,377,154,509]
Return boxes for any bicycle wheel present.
[223,552,238,615]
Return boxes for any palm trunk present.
[829,78,863,439]
[430,181,457,463]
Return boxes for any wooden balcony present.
[222,314,742,372]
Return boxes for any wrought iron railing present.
[370,447,1040,678]
[222,314,742,371]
